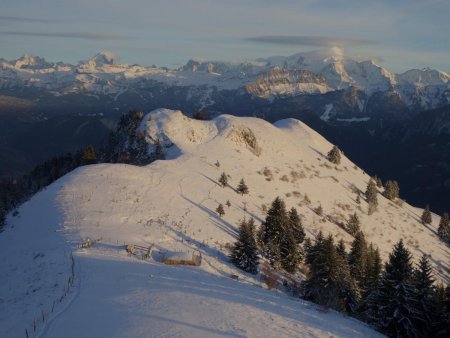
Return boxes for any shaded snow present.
[2,109,448,337]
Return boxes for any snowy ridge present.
[1,50,449,108]
[1,109,449,337]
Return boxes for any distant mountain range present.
[1,49,449,115]
[1,49,449,213]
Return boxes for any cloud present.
[0,15,57,23]
[245,35,377,47]
[0,31,128,41]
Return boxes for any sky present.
[0,0,449,73]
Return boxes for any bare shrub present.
[261,262,278,290]
[292,191,301,198]
[395,199,405,207]
[280,175,289,182]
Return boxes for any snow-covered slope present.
[1,109,448,337]
[1,50,449,108]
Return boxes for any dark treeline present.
[230,196,450,337]
[0,110,162,229]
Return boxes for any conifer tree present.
[365,179,378,215]
[346,213,361,236]
[314,204,323,216]
[82,145,97,165]
[383,180,400,200]
[412,254,439,336]
[421,205,432,225]
[302,234,357,312]
[437,213,450,243]
[216,203,225,217]
[236,178,249,195]
[226,200,231,208]
[288,207,305,244]
[373,175,383,188]
[364,239,422,337]
[230,218,259,274]
[348,231,367,293]
[280,229,300,273]
[327,145,341,165]
[259,197,288,266]
[336,239,347,259]
[219,172,228,187]
[364,243,382,295]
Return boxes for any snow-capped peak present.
[14,54,52,69]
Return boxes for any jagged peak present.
[14,54,52,69]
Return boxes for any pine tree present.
[365,179,378,215]
[421,205,432,225]
[373,175,383,188]
[236,178,249,195]
[412,254,439,336]
[364,243,382,295]
[327,145,341,165]
[216,203,225,217]
[336,239,347,259]
[437,213,450,243]
[288,207,305,244]
[226,200,231,208]
[230,218,259,274]
[383,180,400,200]
[364,239,422,337]
[314,204,323,216]
[82,145,97,165]
[219,172,228,187]
[259,197,288,266]
[348,231,367,294]
[280,229,300,273]
[302,234,357,312]
[346,213,361,236]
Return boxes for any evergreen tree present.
[216,203,225,217]
[437,213,450,243]
[348,231,367,294]
[230,218,259,274]
[364,239,422,337]
[280,228,300,273]
[304,231,324,266]
[373,175,383,188]
[364,244,382,294]
[383,180,400,200]
[236,178,249,195]
[336,239,347,259]
[314,204,323,217]
[288,207,305,244]
[219,172,228,187]
[327,145,341,165]
[134,132,151,165]
[82,145,97,165]
[259,197,288,266]
[365,179,378,215]
[302,234,357,312]
[346,213,361,236]
[421,205,432,225]
[226,200,231,208]
[412,254,439,336]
